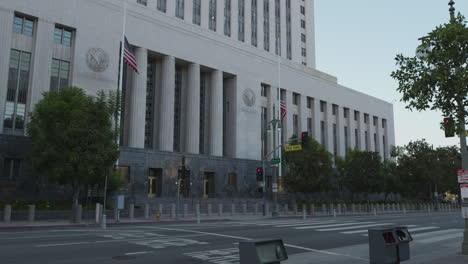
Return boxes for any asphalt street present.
[0,211,464,264]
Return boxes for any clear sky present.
[314,0,467,148]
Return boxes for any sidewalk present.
[421,254,468,264]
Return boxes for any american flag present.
[123,36,138,73]
[280,100,287,120]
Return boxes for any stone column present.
[158,55,175,151]
[337,107,346,157]
[128,48,148,148]
[209,70,223,156]
[185,63,201,153]
[313,98,321,142]
[0,9,14,133]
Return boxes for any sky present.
[314,0,467,148]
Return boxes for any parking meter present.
[239,239,288,264]
[395,226,413,262]
[369,226,413,264]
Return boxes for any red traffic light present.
[444,119,450,124]
[301,132,308,138]
[256,168,262,173]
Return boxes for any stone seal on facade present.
[86,48,109,72]
[242,88,256,107]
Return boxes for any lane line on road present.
[125,251,155,256]
[317,223,394,232]
[343,225,418,235]
[295,222,374,230]
[148,227,369,261]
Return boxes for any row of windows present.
[14,14,73,47]
[143,0,306,62]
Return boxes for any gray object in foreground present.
[239,239,288,264]
[368,226,413,264]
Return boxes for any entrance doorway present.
[148,168,162,198]
[203,172,215,198]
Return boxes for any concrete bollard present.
[144,204,149,219]
[343,204,347,216]
[114,206,119,222]
[95,203,101,224]
[207,204,212,216]
[101,214,107,229]
[129,204,135,221]
[196,204,201,224]
[284,204,289,215]
[231,204,235,216]
[302,206,307,220]
[183,204,188,218]
[322,204,327,216]
[337,204,342,215]
[77,205,83,223]
[28,205,35,223]
[4,205,11,223]
[218,204,223,216]
[242,203,247,215]
[171,204,176,218]
[310,204,315,216]
[293,203,298,215]
[333,208,337,218]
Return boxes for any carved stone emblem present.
[242,88,256,107]
[86,48,109,73]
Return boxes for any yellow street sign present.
[285,144,302,152]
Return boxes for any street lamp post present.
[266,106,282,217]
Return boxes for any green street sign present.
[271,158,281,164]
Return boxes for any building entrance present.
[203,172,215,198]
[148,168,162,198]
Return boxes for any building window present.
[382,119,387,129]
[300,5,305,15]
[50,59,70,92]
[199,75,207,154]
[261,107,268,158]
[145,63,155,149]
[54,26,73,46]
[292,93,299,105]
[173,68,182,152]
[301,19,306,28]
[274,0,281,55]
[301,33,306,43]
[364,114,369,124]
[209,0,217,31]
[263,0,270,51]
[344,126,349,153]
[193,0,201,25]
[373,116,378,126]
[2,158,20,179]
[251,0,258,47]
[307,117,312,135]
[301,48,307,57]
[293,114,299,137]
[306,97,312,109]
[344,108,349,118]
[261,83,269,97]
[148,168,162,197]
[157,0,167,12]
[365,131,369,151]
[355,129,359,149]
[137,0,147,6]
[13,14,34,36]
[354,110,359,121]
[286,0,292,60]
[4,50,31,133]
[175,0,185,19]
[320,121,326,145]
[320,101,325,112]
[224,0,231,36]
[238,0,245,41]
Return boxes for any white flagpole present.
[116,0,127,157]
[277,55,282,189]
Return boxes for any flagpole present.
[277,55,282,190]
[117,0,127,158]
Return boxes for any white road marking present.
[317,223,394,232]
[295,222,374,230]
[344,225,418,235]
[149,227,368,261]
[275,220,341,227]
[412,229,462,239]
[125,251,154,256]
[0,233,98,240]
[407,226,439,232]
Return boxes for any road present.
[0,212,464,264]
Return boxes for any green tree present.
[28,87,119,209]
[283,136,334,193]
[341,149,382,200]
[390,13,467,128]
[382,161,401,201]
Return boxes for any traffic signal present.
[301,132,309,146]
[256,167,264,181]
[443,118,455,138]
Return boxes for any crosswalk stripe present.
[295,222,374,230]
[317,223,394,232]
[416,232,463,244]
[412,229,462,239]
[360,225,422,236]
[246,220,337,226]
[275,220,342,228]
[344,225,418,235]
[407,226,439,232]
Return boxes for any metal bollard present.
[231,204,235,216]
[28,205,35,223]
[77,205,83,223]
[95,203,101,224]
[373,208,377,216]
[4,205,11,223]
[218,204,223,216]
[333,209,337,218]
[302,206,307,220]
[129,204,135,221]
[196,204,201,224]
[171,204,176,218]
[144,204,149,219]
[101,214,107,229]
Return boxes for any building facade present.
[0,0,395,202]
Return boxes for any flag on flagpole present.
[123,36,138,73]
[280,100,287,120]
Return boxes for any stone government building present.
[0,0,395,203]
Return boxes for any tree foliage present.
[283,136,334,193]
[28,87,120,204]
[391,13,467,129]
